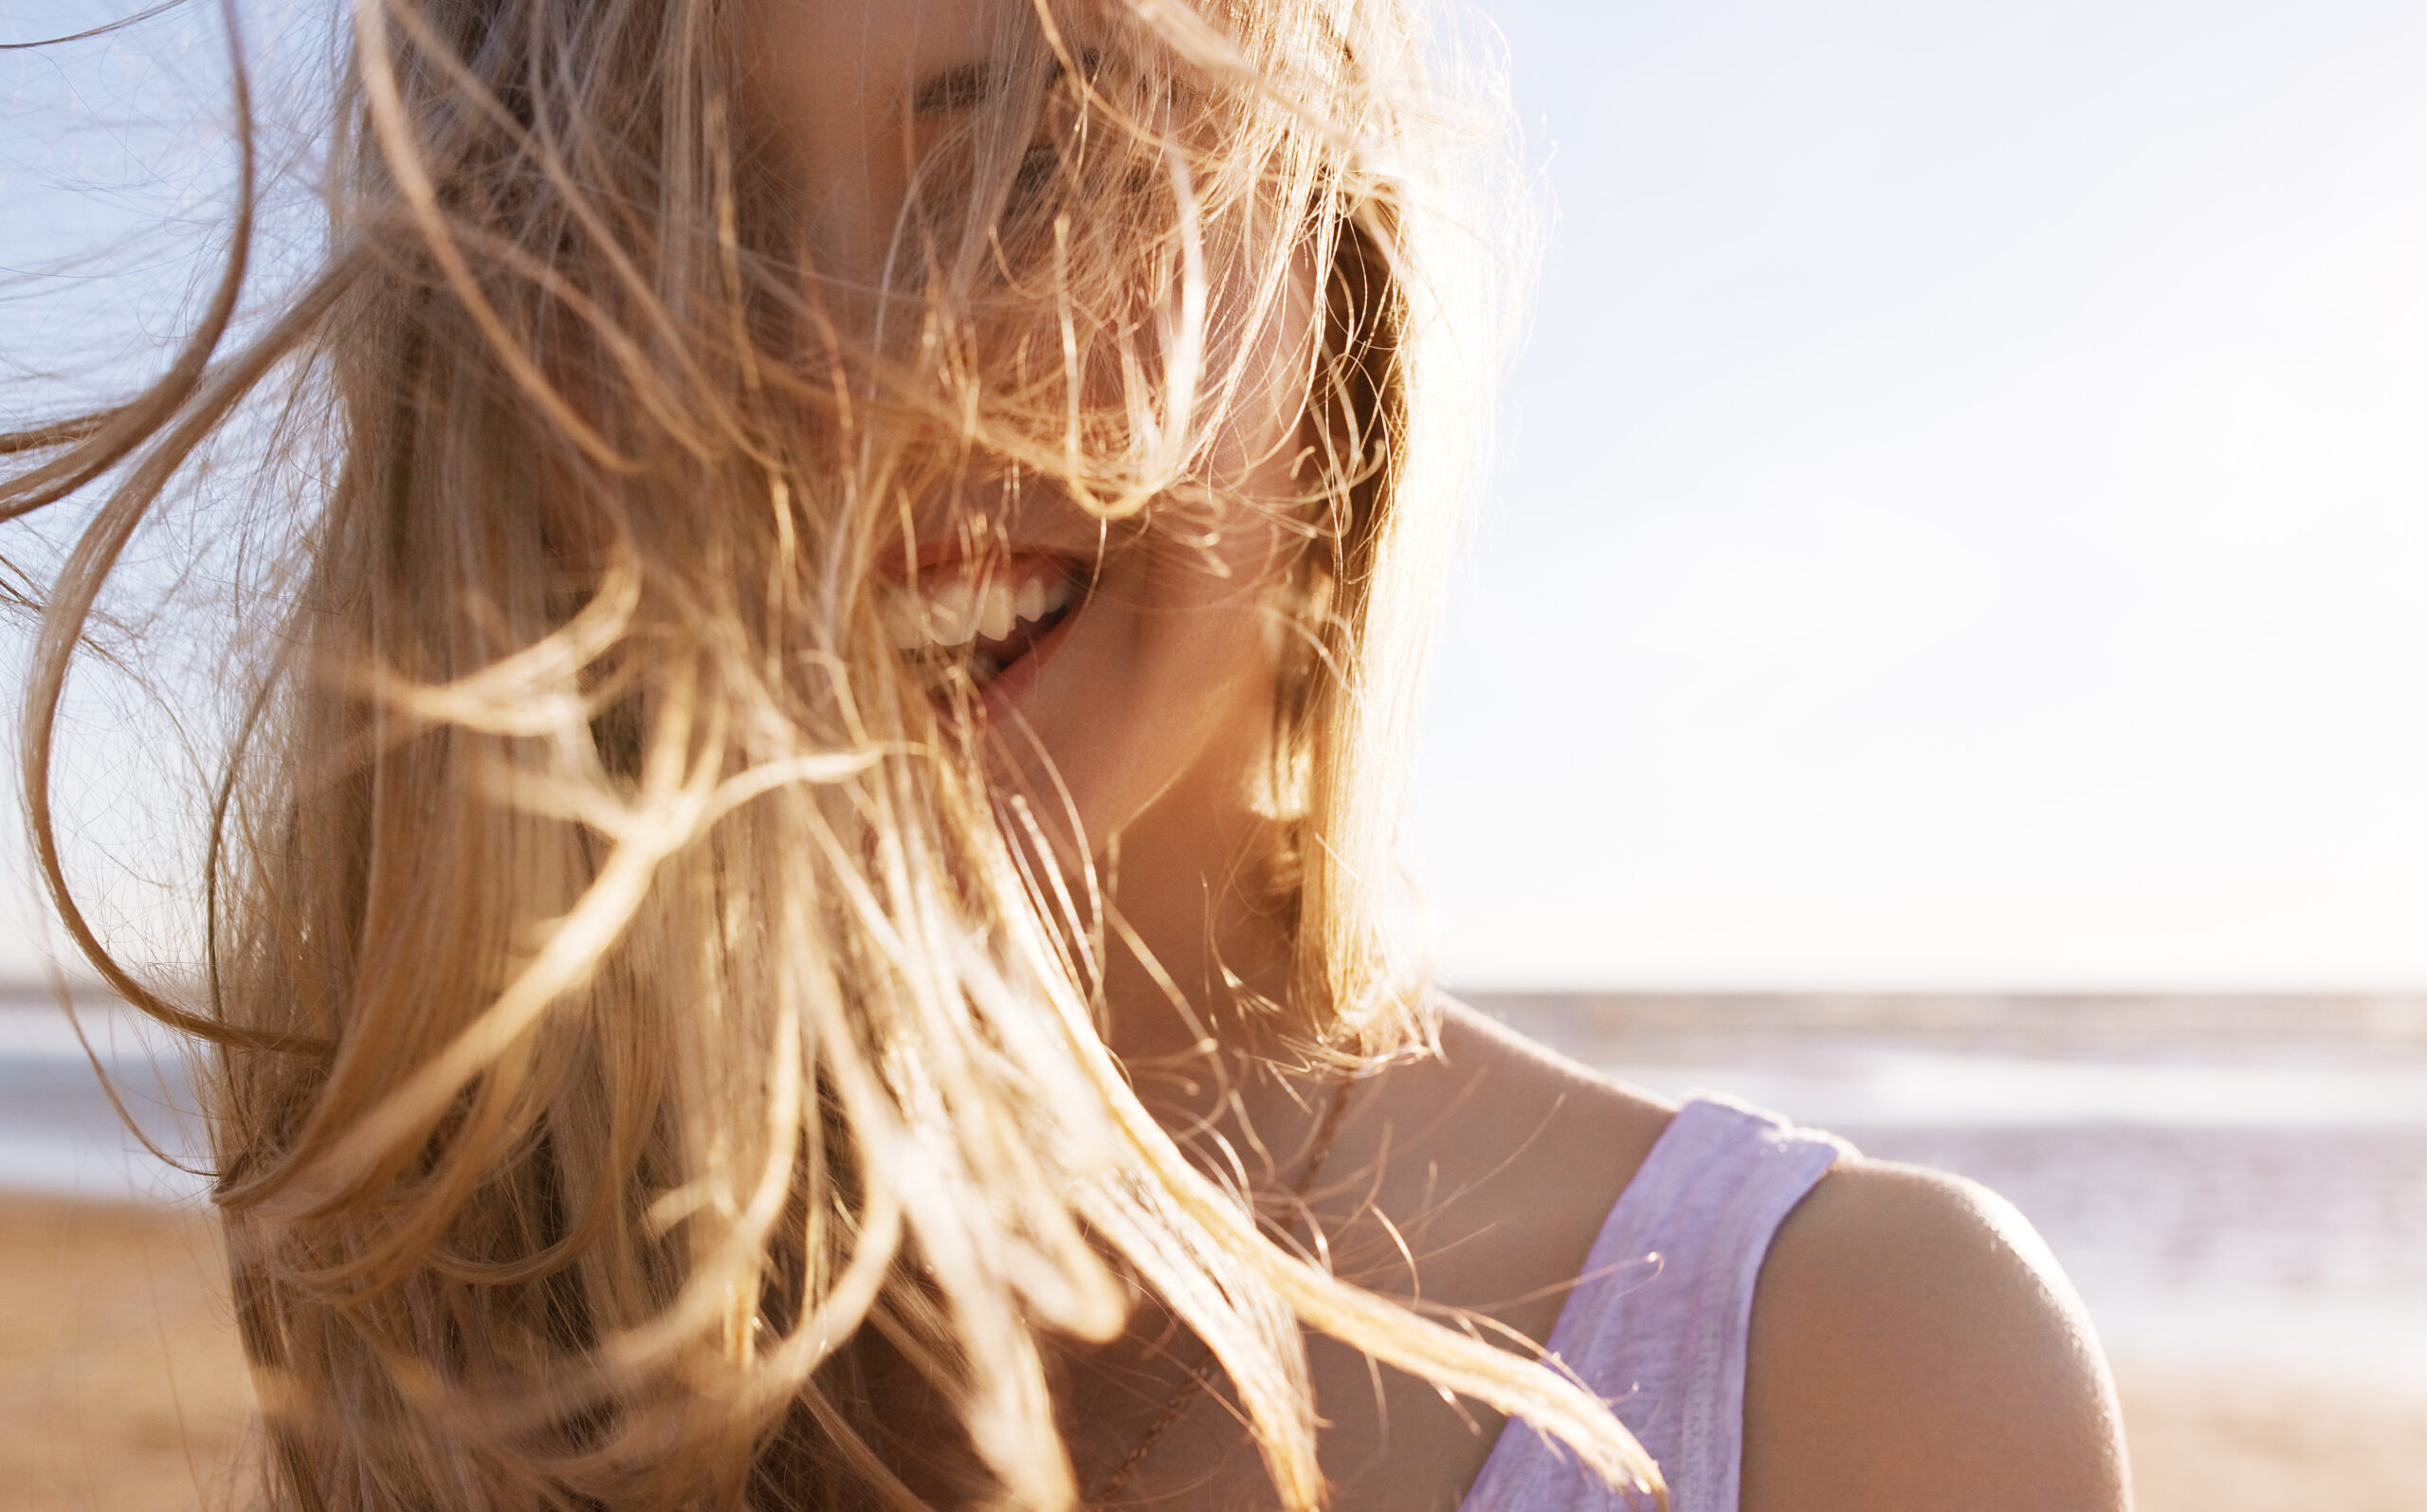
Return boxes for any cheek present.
[997,511,1300,847]
[1128,528,1294,697]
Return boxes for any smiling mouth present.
[885,556,1084,689]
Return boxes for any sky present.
[6,1,2427,990]
[1410,0,2427,989]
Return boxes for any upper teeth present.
[886,564,1075,650]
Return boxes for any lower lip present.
[976,603,1081,717]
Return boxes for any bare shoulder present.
[1302,997,1677,1308]
[1742,1156,2132,1512]
[1324,998,1677,1295]
[1297,999,1683,1511]
[1417,998,1677,1208]
[1427,995,1673,1126]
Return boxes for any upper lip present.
[877,543,1092,659]
[879,485,1114,582]
[878,542,1090,582]
[875,502,1107,690]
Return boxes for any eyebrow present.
[911,63,995,117]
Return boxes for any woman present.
[4,0,2128,1507]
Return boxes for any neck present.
[1092,739,1323,1174]
[1101,796,1295,1058]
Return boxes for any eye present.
[1011,142,1061,207]
[1006,50,1097,212]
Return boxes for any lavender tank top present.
[1456,1096,1853,1512]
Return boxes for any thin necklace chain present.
[1086,1075,1357,1508]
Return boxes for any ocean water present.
[0,998,210,1203]
[1475,993,2427,1393]
[8,993,2426,1391]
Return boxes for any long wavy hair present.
[4,1,1659,1507]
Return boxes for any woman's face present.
[738,0,1317,884]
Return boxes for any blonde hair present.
[5,1,1659,1507]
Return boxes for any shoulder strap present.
[1460,1095,1852,1512]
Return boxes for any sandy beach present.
[5,1197,2423,1511]
[2,1201,253,1512]
[2113,1362,2427,1512]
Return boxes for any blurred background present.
[6,0,2427,1507]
